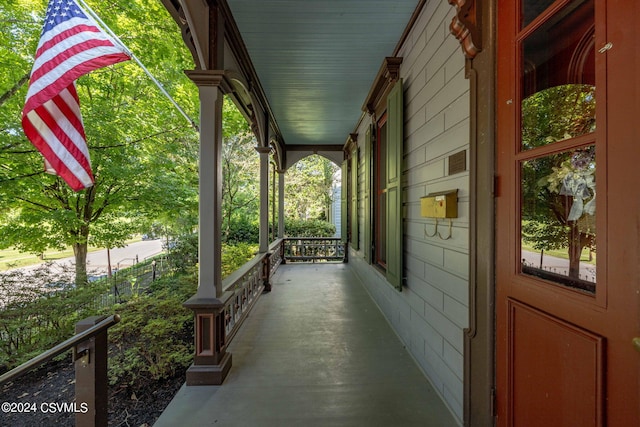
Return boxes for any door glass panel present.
[522,0,555,28]
[522,84,595,150]
[521,0,595,150]
[520,146,596,293]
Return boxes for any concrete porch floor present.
[154,263,458,426]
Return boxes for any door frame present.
[462,0,497,426]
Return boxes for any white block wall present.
[349,2,469,424]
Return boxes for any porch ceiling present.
[225,0,420,148]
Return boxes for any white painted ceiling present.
[226,0,420,147]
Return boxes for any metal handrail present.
[0,314,120,386]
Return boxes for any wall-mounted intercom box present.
[420,190,458,218]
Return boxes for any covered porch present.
[156,263,457,426]
[156,0,479,425]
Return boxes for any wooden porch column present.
[256,146,271,253]
[278,169,285,238]
[257,146,273,292]
[183,70,232,385]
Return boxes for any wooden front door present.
[496,0,639,426]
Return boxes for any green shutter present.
[386,80,403,290]
[363,125,372,263]
[350,148,359,250]
[341,160,348,244]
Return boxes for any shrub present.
[164,233,198,272]
[221,242,258,277]
[284,219,336,237]
[106,273,196,386]
[106,241,257,387]
[223,218,259,244]
[0,241,258,377]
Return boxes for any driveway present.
[7,240,164,276]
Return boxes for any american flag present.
[22,0,130,191]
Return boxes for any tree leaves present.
[285,155,339,221]
[0,0,199,285]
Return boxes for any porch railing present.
[221,238,285,343]
[0,314,120,427]
[283,237,345,262]
[184,238,285,385]
[182,236,345,386]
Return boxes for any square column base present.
[185,352,232,385]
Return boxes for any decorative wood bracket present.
[249,111,260,140]
[270,139,285,171]
[344,133,358,156]
[449,0,482,59]
[363,57,403,115]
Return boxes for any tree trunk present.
[107,248,112,278]
[567,222,582,279]
[73,242,89,286]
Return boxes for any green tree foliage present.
[285,155,339,221]
[1,1,341,290]
[165,231,257,276]
[221,97,259,243]
[0,0,199,286]
[521,84,596,150]
[164,233,198,273]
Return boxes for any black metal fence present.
[96,255,169,308]
[0,254,168,370]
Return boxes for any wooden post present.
[262,252,272,293]
[257,146,271,254]
[183,295,232,385]
[278,170,285,238]
[75,316,109,427]
[183,69,233,385]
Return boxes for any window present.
[517,0,598,293]
[367,78,403,290]
[350,147,359,250]
[361,57,403,290]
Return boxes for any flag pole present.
[76,0,199,132]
